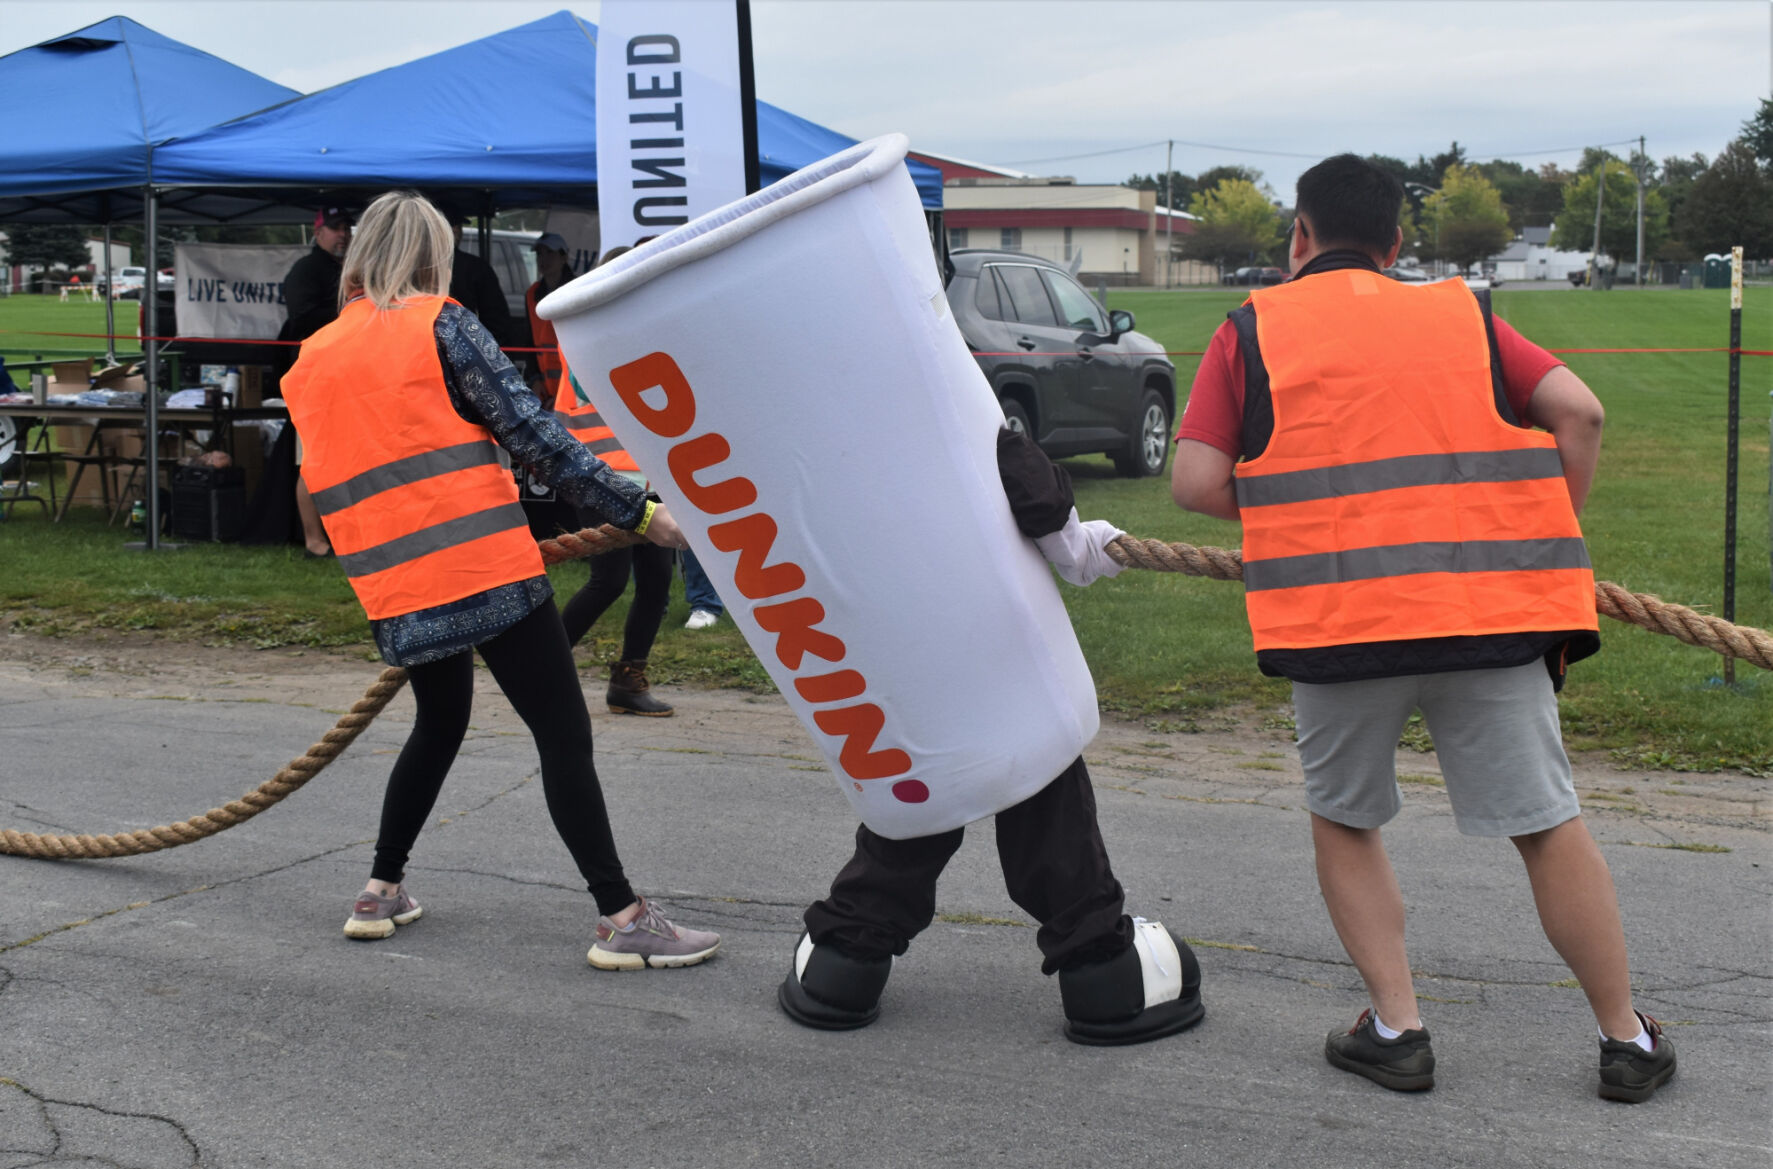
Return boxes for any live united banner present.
[173,242,308,339]
[594,0,749,253]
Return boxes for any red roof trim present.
[945,207,1192,232]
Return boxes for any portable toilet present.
[1703,253,1734,289]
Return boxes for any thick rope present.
[5,527,1768,860]
[0,524,637,860]
[1104,537,1773,672]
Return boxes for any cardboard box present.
[238,364,275,408]
[90,363,140,389]
[49,422,99,459]
[52,360,91,386]
[229,428,266,497]
[50,422,133,509]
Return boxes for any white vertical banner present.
[596,0,748,252]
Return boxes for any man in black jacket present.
[446,214,516,349]
[278,206,352,557]
[279,206,352,350]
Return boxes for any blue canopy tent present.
[153,10,945,212]
[0,17,300,546]
[0,16,300,225]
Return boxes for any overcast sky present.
[4,0,1768,195]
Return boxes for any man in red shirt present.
[1171,154,1673,1103]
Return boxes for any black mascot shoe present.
[1060,918,1204,1046]
[777,932,893,1031]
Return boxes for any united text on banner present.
[594,0,747,252]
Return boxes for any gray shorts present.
[1292,661,1580,838]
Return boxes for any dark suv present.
[945,250,1176,477]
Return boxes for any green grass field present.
[2,287,1769,771]
[0,293,131,358]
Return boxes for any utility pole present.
[1163,139,1174,289]
[1588,156,1606,290]
[1634,135,1647,287]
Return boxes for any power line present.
[1000,141,1168,165]
[1000,135,1648,171]
[1469,137,1644,160]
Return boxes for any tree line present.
[1124,99,1773,276]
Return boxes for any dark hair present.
[1294,154,1403,256]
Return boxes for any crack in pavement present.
[0,802,78,833]
[0,839,368,955]
[0,1076,200,1168]
[0,770,549,955]
[426,773,537,827]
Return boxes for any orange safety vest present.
[553,367,640,474]
[525,281,565,401]
[283,295,544,620]
[1233,270,1597,654]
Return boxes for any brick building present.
[910,150,1210,286]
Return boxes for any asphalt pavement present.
[1,644,1767,1168]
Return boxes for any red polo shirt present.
[1177,313,1565,458]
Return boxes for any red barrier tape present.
[3,330,1765,359]
[0,329,552,354]
[975,348,1769,358]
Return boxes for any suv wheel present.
[1000,398,1031,437]
[1112,390,1170,478]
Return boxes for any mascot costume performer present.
[540,134,1202,1045]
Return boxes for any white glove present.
[1034,507,1126,587]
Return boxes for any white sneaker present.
[684,609,720,630]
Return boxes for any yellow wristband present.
[634,499,658,536]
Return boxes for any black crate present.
[171,471,246,542]
[171,464,244,490]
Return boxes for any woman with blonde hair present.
[282,190,718,969]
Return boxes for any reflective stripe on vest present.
[554,367,640,473]
[282,295,544,620]
[1233,271,1596,652]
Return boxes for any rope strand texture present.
[1103,537,1773,671]
[4,528,1767,860]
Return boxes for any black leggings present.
[560,541,674,659]
[370,598,637,915]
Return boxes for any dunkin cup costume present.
[539,134,1201,1042]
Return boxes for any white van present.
[99,265,147,298]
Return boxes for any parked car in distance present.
[1384,266,1433,283]
[945,249,1176,477]
[1222,266,1286,286]
[96,266,147,298]
[157,267,174,291]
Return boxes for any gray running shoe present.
[343,885,422,940]
[1324,1008,1435,1091]
[1599,1012,1677,1103]
[587,897,720,970]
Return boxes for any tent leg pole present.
[103,222,116,364]
[143,187,160,550]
